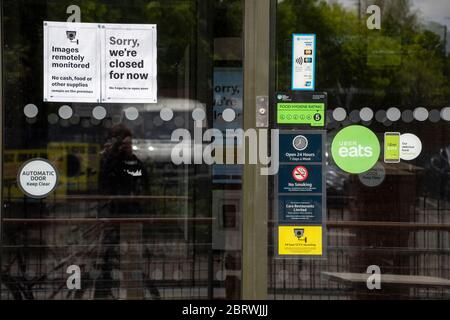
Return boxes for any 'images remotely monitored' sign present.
[44,21,157,103]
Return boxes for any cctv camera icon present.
[66,31,79,44]
[66,31,76,40]
[294,228,307,243]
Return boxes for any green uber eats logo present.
[331,125,380,174]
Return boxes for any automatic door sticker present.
[400,133,422,161]
[17,158,59,199]
[278,225,322,255]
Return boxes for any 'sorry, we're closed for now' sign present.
[44,21,157,104]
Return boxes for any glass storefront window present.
[1,0,243,300]
[1,0,450,301]
[270,0,450,300]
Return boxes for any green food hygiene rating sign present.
[277,103,325,126]
[331,125,381,174]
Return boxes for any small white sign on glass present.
[292,34,316,91]
[17,158,59,199]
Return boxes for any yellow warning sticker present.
[278,226,323,255]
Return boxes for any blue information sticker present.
[279,133,322,163]
[278,195,322,224]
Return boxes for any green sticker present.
[277,103,325,126]
[331,125,380,174]
[384,132,400,163]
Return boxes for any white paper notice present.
[44,22,100,103]
[292,34,316,91]
[43,21,157,104]
[101,24,157,103]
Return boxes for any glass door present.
[269,0,450,300]
[0,0,245,300]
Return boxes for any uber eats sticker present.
[17,159,59,199]
[331,125,380,174]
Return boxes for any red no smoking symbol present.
[292,166,309,182]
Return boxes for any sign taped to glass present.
[43,21,157,103]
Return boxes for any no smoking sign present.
[292,165,309,182]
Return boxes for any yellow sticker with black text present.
[278,226,322,255]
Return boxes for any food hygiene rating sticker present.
[17,158,59,198]
[278,225,323,255]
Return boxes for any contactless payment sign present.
[331,125,380,174]
[292,34,316,91]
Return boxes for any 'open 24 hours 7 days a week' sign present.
[44,21,157,103]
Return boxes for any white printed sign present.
[44,22,100,102]
[400,133,422,161]
[18,159,59,198]
[101,24,157,103]
[44,21,157,104]
[292,34,316,91]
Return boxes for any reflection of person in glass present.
[99,124,147,203]
[95,124,150,299]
